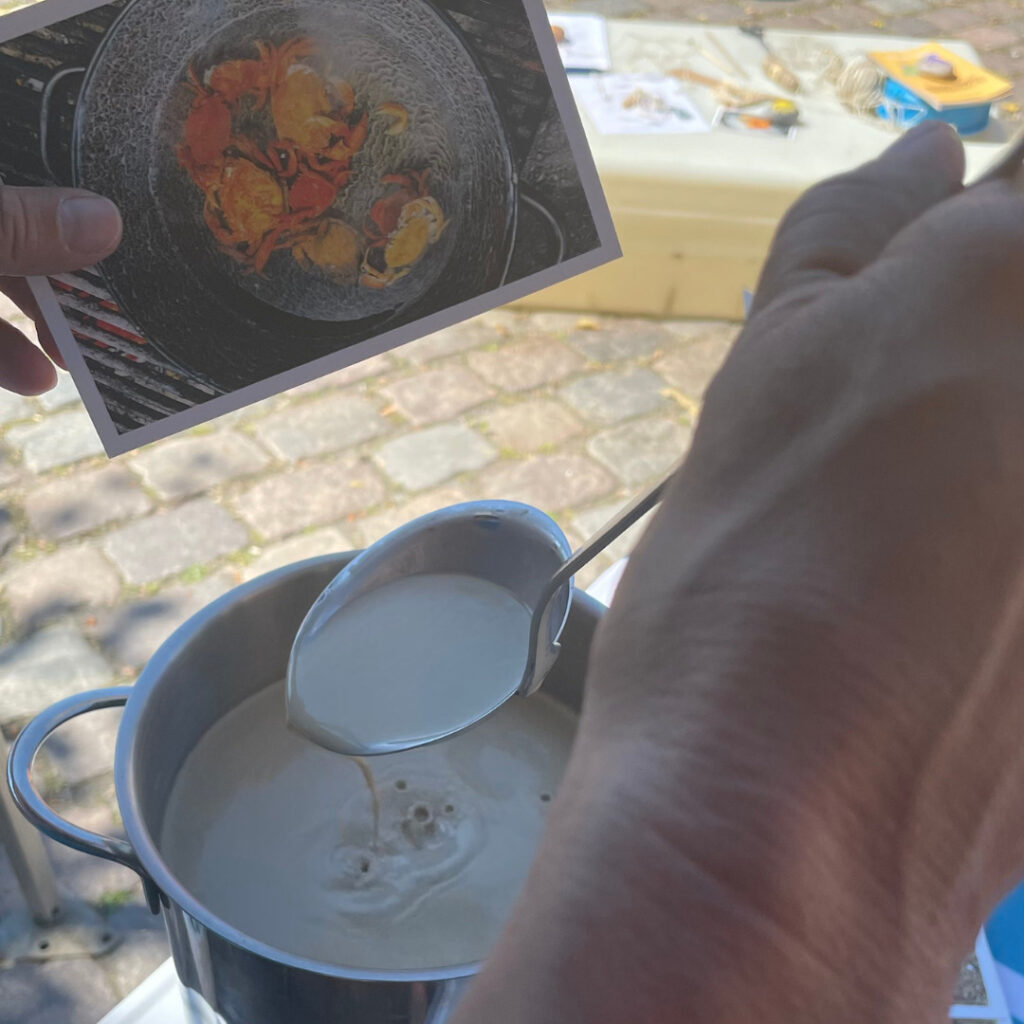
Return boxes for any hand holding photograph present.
[0,0,617,454]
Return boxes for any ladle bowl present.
[288,502,574,753]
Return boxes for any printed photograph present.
[0,0,617,454]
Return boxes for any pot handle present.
[7,687,163,914]
[39,66,86,185]
[517,186,567,266]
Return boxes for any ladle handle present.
[519,474,673,696]
[39,66,85,186]
[559,475,671,591]
[7,687,162,914]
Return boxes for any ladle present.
[287,473,673,757]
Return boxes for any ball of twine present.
[836,57,886,117]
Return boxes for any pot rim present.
[115,539,592,983]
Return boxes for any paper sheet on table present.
[549,12,610,72]
[571,74,710,134]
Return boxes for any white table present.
[516,19,1016,319]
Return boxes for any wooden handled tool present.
[669,67,785,108]
[740,25,802,94]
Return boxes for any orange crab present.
[292,218,364,282]
[266,38,368,188]
[177,43,286,190]
[176,65,237,192]
[268,39,362,149]
[360,170,447,290]
[205,41,276,106]
[258,139,345,234]
[202,153,287,274]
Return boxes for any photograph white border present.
[1,0,620,456]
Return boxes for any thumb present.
[752,121,965,314]
[0,185,122,277]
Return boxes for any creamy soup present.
[287,573,533,754]
[160,681,575,969]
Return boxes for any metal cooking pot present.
[41,0,563,391]
[7,551,601,1023]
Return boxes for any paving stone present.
[283,353,394,397]
[560,368,669,425]
[572,498,658,566]
[689,1,743,23]
[868,0,928,15]
[475,454,615,512]
[129,431,270,499]
[399,321,496,364]
[883,13,951,33]
[0,626,114,722]
[565,321,674,363]
[382,366,493,426]
[654,331,736,399]
[0,958,118,1024]
[22,465,153,541]
[959,24,1020,50]
[920,5,980,30]
[0,507,17,556]
[102,499,249,584]
[665,319,740,345]
[374,424,496,491]
[588,416,692,487]
[813,3,885,30]
[35,372,81,412]
[476,399,583,453]
[6,410,103,472]
[351,486,472,546]
[1,546,120,630]
[242,526,353,581]
[94,570,239,669]
[30,819,138,910]
[231,454,386,539]
[38,704,121,789]
[252,393,390,461]
[0,387,32,426]
[0,448,18,488]
[467,340,583,393]
[971,0,1024,23]
[525,312,588,336]
[100,903,172,999]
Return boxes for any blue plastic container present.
[877,77,992,135]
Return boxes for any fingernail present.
[59,196,122,256]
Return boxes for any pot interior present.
[121,553,596,977]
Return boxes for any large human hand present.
[0,185,121,394]
[455,123,1024,1024]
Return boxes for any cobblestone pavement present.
[0,0,1020,1020]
